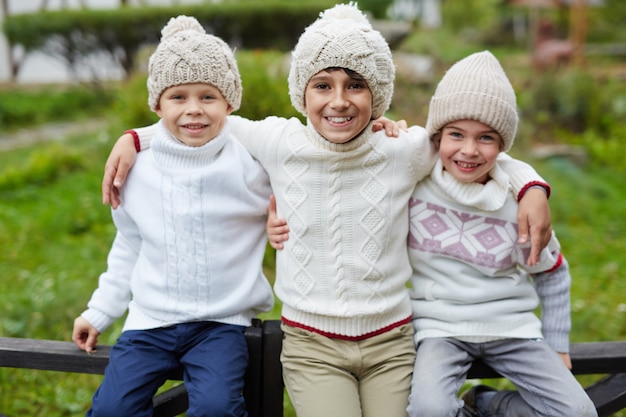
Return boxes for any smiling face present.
[156,83,233,147]
[438,119,503,184]
[303,68,373,144]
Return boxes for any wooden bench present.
[2,320,626,416]
[0,319,269,417]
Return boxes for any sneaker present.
[460,404,479,417]
[461,385,498,417]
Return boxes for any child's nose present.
[185,98,202,114]
[462,139,478,154]
[330,91,349,109]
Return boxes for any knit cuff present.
[124,130,141,152]
[517,181,551,202]
[81,308,115,333]
[132,123,159,152]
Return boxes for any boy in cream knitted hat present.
[72,15,274,417]
[101,6,554,417]
[406,51,596,417]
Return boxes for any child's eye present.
[479,135,496,142]
[449,131,462,138]
[314,83,330,90]
[202,95,216,101]
[348,82,366,90]
[171,95,185,100]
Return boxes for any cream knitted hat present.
[147,15,242,112]
[426,50,518,152]
[288,2,395,119]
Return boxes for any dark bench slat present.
[467,341,626,379]
[262,320,284,417]
[585,373,626,417]
[2,322,626,417]
[570,342,626,375]
[0,336,111,374]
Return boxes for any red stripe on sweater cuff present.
[517,181,551,202]
[545,252,564,273]
[124,129,141,152]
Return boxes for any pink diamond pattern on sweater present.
[409,198,517,270]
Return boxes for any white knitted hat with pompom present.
[147,15,242,112]
[288,2,395,119]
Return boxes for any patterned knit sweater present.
[134,117,548,339]
[82,120,274,333]
[408,159,571,352]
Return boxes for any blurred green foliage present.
[0,85,116,130]
[2,1,335,78]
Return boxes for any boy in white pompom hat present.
[406,51,596,417]
[100,5,553,416]
[72,15,274,416]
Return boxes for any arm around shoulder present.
[102,123,158,208]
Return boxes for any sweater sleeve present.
[228,115,294,164]
[131,123,159,151]
[496,153,551,200]
[533,257,572,353]
[407,125,438,182]
[80,207,140,332]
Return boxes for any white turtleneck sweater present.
[134,116,547,339]
[82,120,274,333]
[408,159,571,352]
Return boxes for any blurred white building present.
[0,0,204,83]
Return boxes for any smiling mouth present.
[326,116,353,124]
[183,123,207,129]
[455,161,480,169]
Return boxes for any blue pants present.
[407,337,597,417]
[87,321,249,417]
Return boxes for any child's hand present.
[72,316,100,353]
[517,187,552,265]
[371,117,408,137]
[558,352,572,370]
[267,195,289,250]
[102,132,138,209]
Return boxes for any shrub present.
[0,85,116,130]
[2,1,336,79]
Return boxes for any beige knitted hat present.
[426,50,518,152]
[147,15,242,112]
[288,2,395,119]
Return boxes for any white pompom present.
[319,2,369,26]
[161,15,206,40]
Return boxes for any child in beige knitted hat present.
[405,50,596,417]
[72,15,274,417]
[99,5,553,417]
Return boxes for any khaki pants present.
[281,323,416,417]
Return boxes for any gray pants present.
[407,337,597,417]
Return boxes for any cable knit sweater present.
[408,158,571,353]
[81,120,274,333]
[134,116,548,339]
